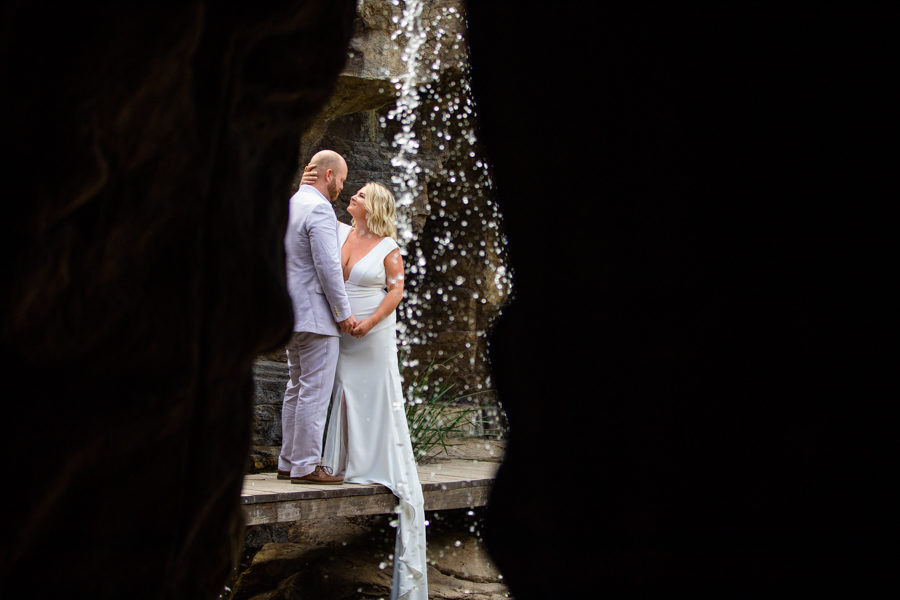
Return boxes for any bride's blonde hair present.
[353,182,397,240]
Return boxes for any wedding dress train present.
[322,223,427,600]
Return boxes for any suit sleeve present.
[306,202,352,322]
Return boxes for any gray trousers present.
[278,331,339,478]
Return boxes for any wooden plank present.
[244,482,493,525]
[244,491,400,525]
[241,475,389,505]
[240,459,498,525]
[242,484,386,505]
[421,478,493,493]
[421,460,496,472]
[242,473,373,493]
[421,460,497,474]
[417,473,491,486]
[423,484,491,512]
[419,465,497,480]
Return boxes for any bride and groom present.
[277,149,427,599]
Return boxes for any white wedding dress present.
[322,222,428,600]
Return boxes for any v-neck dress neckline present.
[340,223,390,283]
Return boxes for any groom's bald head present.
[308,150,348,202]
[310,150,346,174]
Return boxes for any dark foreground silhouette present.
[1,2,893,598]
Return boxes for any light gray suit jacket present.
[284,185,352,336]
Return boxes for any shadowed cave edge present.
[0,2,893,598]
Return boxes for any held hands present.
[337,315,374,338]
[350,317,374,338]
[338,315,358,335]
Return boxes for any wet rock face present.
[265,0,511,434]
[228,511,508,600]
[0,2,356,597]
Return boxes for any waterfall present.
[387,0,427,248]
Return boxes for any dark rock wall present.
[1,2,356,597]
[313,0,511,415]
[255,0,511,449]
[2,1,893,598]
[467,2,894,597]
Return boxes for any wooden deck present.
[241,459,499,526]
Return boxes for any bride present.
[303,169,428,600]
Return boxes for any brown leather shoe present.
[277,469,290,480]
[291,465,343,485]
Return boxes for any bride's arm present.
[351,249,404,338]
[298,164,317,186]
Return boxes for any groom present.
[278,149,356,484]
